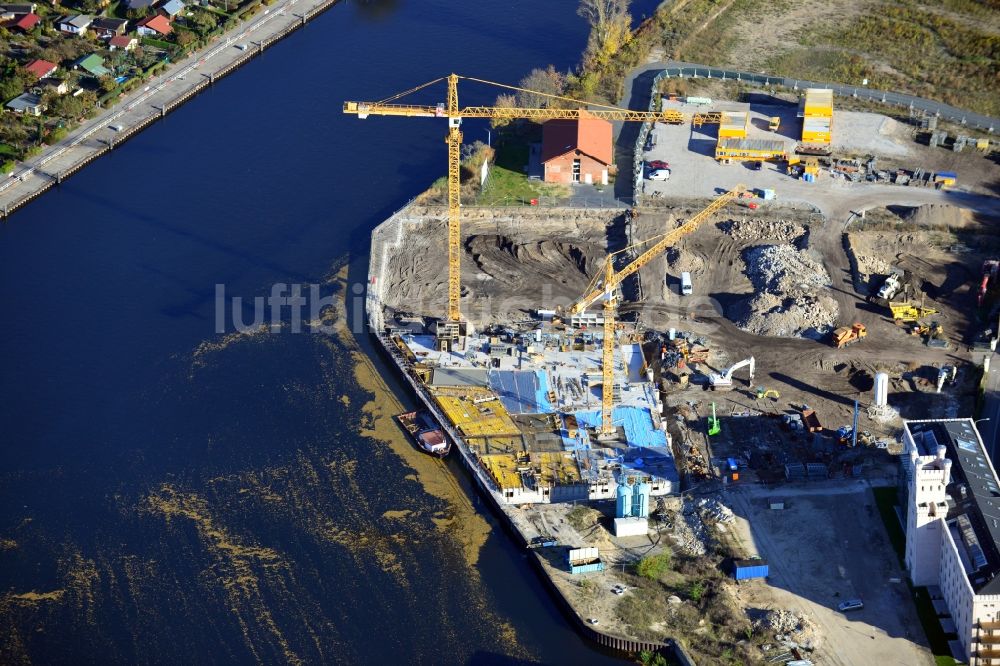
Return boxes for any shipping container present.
[733,558,769,580]
[803,88,834,117]
[719,111,749,139]
[801,116,832,145]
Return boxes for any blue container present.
[733,559,769,580]
[616,480,632,519]
[632,481,651,518]
[569,561,605,575]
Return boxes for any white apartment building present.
[903,419,1000,665]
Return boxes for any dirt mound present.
[666,246,706,274]
[731,244,838,338]
[903,204,965,228]
[718,218,806,245]
[466,236,591,278]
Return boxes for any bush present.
[689,580,704,602]
[636,552,671,580]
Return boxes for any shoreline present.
[0,0,344,220]
[365,204,694,663]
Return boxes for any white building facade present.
[903,419,1000,665]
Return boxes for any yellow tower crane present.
[343,74,721,347]
[568,185,745,437]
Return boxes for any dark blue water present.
[0,0,660,663]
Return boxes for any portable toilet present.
[616,478,632,518]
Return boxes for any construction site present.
[357,75,1000,665]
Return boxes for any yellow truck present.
[768,116,781,131]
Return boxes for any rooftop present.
[906,418,1000,594]
[541,110,613,165]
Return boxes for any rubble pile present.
[752,609,803,634]
[696,497,734,523]
[733,244,839,338]
[719,218,806,245]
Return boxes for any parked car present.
[647,169,671,181]
[611,584,626,595]
[837,599,864,612]
[587,618,600,625]
[647,160,670,170]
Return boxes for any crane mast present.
[343,74,722,349]
[574,186,745,437]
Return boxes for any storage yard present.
[362,80,1000,665]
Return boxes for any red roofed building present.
[24,58,57,80]
[11,12,39,31]
[541,111,613,185]
[136,14,171,36]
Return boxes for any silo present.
[874,372,889,407]
[632,480,651,518]
[616,479,632,519]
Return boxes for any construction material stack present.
[800,88,833,154]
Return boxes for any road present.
[0,0,339,213]
[624,60,1000,133]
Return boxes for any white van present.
[680,272,692,296]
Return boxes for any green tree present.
[635,552,671,580]
[0,57,31,103]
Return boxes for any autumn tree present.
[577,0,632,65]
[516,65,565,109]
[490,93,517,128]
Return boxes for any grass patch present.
[913,586,961,666]
[0,143,19,157]
[872,487,906,565]
[476,141,568,205]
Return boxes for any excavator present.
[709,357,755,390]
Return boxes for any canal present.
[0,0,661,663]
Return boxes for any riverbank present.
[0,0,342,219]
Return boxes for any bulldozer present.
[831,323,867,348]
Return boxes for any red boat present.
[395,411,451,457]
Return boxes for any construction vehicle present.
[979,259,999,306]
[709,357,755,390]
[568,187,744,435]
[831,323,867,348]
[889,300,938,323]
[925,321,948,348]
[876,273,902,301]
[755,387,780,401]
[801,408,823,432]
[768,116,781,131]
[344,75,725,348]
[708,402,721,436]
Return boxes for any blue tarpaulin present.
[574,406,668,448]
[487,370,552,414]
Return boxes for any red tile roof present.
[13,12,39,31]
[24,58,57,80]
[541,111,613,165]
[137,14,171,34]
[109,35,135,48]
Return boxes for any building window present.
[572,159,581,183]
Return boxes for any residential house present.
[124,0,155,10]
[540,111,613,185]
[39,77,69,95]
[0,3,37,15]
[160,0,184,18]
[0,3,32,23]
[108,35,138,51]
[57,14,93,35]
[90,17,127,39]
[9,12,39,31]
[73,54,110,77]
[24,59,58,80]
[136,14,171,36]
[6,92,43,116]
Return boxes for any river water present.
[0,0,660,663]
